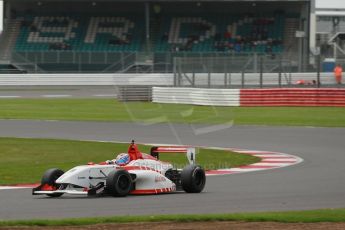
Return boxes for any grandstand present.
[0,1,310,73]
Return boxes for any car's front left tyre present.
[106,169,132,197]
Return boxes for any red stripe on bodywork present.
[122,166,150,171]
[130,188,174,195]
[130,189,157,194]
[120,165,163,174]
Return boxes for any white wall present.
[316,0,345,9]
[0,72,336,86]
[0,0,3,34]
[0,73,174,86]
[152,87,240,106]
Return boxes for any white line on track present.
[253,154,292,158]
[260,158,297,162]
[0,96,21,98]
[235,150,275,154]
[0,186,29,190]
[252,163,293,167]
[225,168,265,172]
[41,95,72,98]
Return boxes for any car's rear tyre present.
[181,165,206,193]
[41,168,64,197]
[106,169,132,197]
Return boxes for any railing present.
[100,52,137,73]
[11,52,44,73]
[0,68,26,74]
[7,51,322,74]
[11,51,139,73]
[12,51,136,65]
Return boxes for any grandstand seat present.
[14,11,291,54]
[14,14,144,52]
[153,12,287,53]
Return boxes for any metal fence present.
[12,51,135,64]
[11,51,137,73]
[172,53,340,88]
[11,51,300,74]
[8,50,342,82]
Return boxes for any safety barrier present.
[118,86,152,101]
[152,87,240,106]
[240,88,345,107]
[0,73,173,86]
[153,87,345,107]
[0,72,337,86]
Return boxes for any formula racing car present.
[32,141,206,197]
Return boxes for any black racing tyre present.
[181,165,206,193]
[106,169,132,197]
[41,168,64,197]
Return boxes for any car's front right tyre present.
[181,165,206,193]
[41,168,64,197]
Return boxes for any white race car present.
[32,141,206,197]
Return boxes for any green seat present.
[14,14,144,52]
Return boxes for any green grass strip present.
[1,209,345,226]
[0,99,345,127]
[0,137,258,185]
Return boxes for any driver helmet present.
[115,153,130,166]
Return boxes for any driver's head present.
[115,153,130,166]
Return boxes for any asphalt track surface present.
[0,120,345,220]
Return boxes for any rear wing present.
[150,146,196,165]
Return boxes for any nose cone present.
[55,166,89,186]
